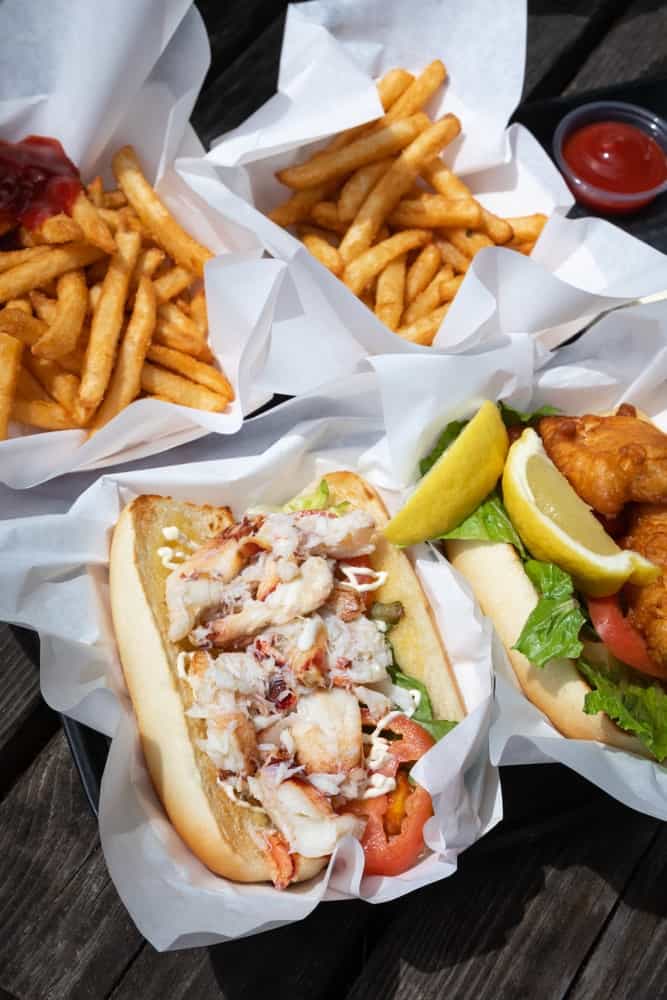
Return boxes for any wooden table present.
[2,2,667,997]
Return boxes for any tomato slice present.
[347,783,433,877]
[344,716,436,876]
[587,593,667,678]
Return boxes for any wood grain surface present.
[567,0,667,93]
[3,1,667,998]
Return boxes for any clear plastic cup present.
[553,100,667,214]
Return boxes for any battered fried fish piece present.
[539,405,667,517]
[621,503,667,674]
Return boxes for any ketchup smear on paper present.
[0,136,82,231]
[562,120,667,212]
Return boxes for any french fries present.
[268,61,548,343]
[112,146,213,278]
[0,333,22,439]
[0,144,234,443]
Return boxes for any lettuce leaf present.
[577,658,667,762]
[500,402,560,427]
[283,478,350,515]
[438,491,526,557]
[513,560,585,668]
[388,660,458,742]
[419,419,468,476]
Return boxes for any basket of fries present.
[0,0,288,489]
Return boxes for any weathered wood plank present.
[568,823,667,1000]
[111,899,371,1000]
[195,0,288,110]
[0,624,58,800]
[191,13,286,149]
[525,1,629,100]
[344,768,660,1000]
[0,732,143,1000]
[567,0,667,93]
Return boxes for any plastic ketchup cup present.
[553,101,667,215]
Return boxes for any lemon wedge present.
[384,400,509,546]
[503,428,659,596]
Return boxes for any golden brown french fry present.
[339,114,461,263]
[23,353,80,415]
[31,270,88,360]
[0,243,104,303]
[506,214,547,245]
[56,345,86,375]
[381,60,447,126]
[0,310,47,348]
[140,363,228,412]
[375,254,406,331]
[421,159,513,244]
[154,301,208,358]
[34,213,84,244]
[87,176,104,208]
[442,227,494,259]
[88,283,102,314]
[277,113,430,191]
[397,303,449,346]
[11,397,78,431]
[102,190,127,209]
[113,146,213,277]
[301,233,344,277]
[310,202,348,235]
[127,248,166,302]
[405,244,442,303]
[152,264,193,304]
[0,246,50,274]
[28,291,58,323]
[71,190,116,254]
[268,182,338,228]
[89,277,157,433]
[402,268,461,324]
[189,289,207,334]
[0,332,22,439]
[17,366,51,402]
[436,237,471,273]
[388,195,481,229]
[4,298,32,315]
[296,225,340,247]
[79,230,142,414]
[510,240,536,255]
[343,229,431,296]
[337,159,393,223]
[146,344,234,402]
[268,70,413,227]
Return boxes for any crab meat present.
[292,689,363,774]
[166,518,266,641]
[249,769,364,858]
[256,509,377,561]
[292,620,329,687]
[199,557,334,649]
[197,711,258,776]
[324,612,392,684]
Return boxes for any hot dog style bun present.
[446,538,644,755]
[110,471,463,885]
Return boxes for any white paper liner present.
[172,0,667,393]
[0,0,284,488]
[370,302,667,820]
[0,372,502,948]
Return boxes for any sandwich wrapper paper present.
[372,300,667,821]
[0,0,285,490]
[174,0,667,396]
[0,364,516,949]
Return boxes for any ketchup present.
[562,121,667,212]
[0,136,82,231]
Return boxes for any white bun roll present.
[445,538,645,756]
